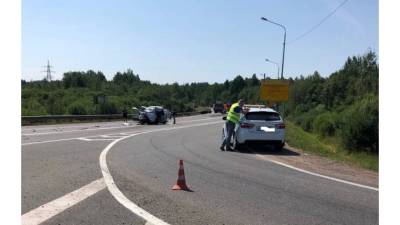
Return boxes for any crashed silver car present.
[133,106,171,124]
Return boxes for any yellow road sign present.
[260,80,289,102]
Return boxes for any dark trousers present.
[222,120,235,147]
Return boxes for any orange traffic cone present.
[172,160,191,191]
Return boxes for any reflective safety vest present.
[227,102,241,124]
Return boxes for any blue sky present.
[22,0,378,84]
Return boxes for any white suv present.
[223,107,285,150]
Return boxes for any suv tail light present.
[240,123,255,129]
[275,123,285,129]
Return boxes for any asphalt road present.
[21,114,378,225]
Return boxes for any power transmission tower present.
[42,60,55,81]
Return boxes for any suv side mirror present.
[222,116,227,120]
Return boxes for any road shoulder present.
[249,143,378,188]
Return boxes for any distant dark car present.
[212,102,224,113]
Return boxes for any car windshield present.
[245,112,281,121]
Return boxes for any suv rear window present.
[245,112,281,121]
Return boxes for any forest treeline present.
[286,51,378,153]
[22,51,378,153]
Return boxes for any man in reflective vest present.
[220,99,245,151]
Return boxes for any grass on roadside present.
[285,121,378,172]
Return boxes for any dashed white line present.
[21,178,106,225]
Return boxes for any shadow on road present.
[233,143,300,156]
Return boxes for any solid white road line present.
[21,138,79,146]
[21,119,221,223]
[100,137,170,225]
[22,119,375,225]
[79,138,120,141]
[22,134,129,146]
[20,120,222,224]
[21,117,222,146]
[21,125,134,136]
[21,178,106,225]
[100,121,223,225]
[100,135,127,138]
[21,122,120,132]
[254,154,379,191]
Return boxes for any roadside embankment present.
[285,121,378,172]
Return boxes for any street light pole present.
[265,58,280,79]
[281,30,286,80]
[261,17,286,80]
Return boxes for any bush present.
[339,95,378,153]
[294,104,310,115]
[294,104,326,132]
[22,99,48,116]
[313,112,336,137]
[67,102,87,115]
[298,114,315,132]
[98,102,118,114]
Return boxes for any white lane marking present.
[21,117,222,146]
[21,125,134,136]
[20,120,221,224]
[21,122,120,133]
[253,154,379,191]
[78,138,119,141]
[22,132,137,146]
[22,134,130,146]
[100,137,170,225]
[101,135,127,138]
[21,138,79,146]
[21,178,106,225]
[100,120,223,225]
[21,116,218,136]
[77,138,93,141]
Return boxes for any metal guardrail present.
[21,110,211,126]
[21,114,136,126]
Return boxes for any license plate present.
[258,126,275,132]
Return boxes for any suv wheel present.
[275,142,284,151]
